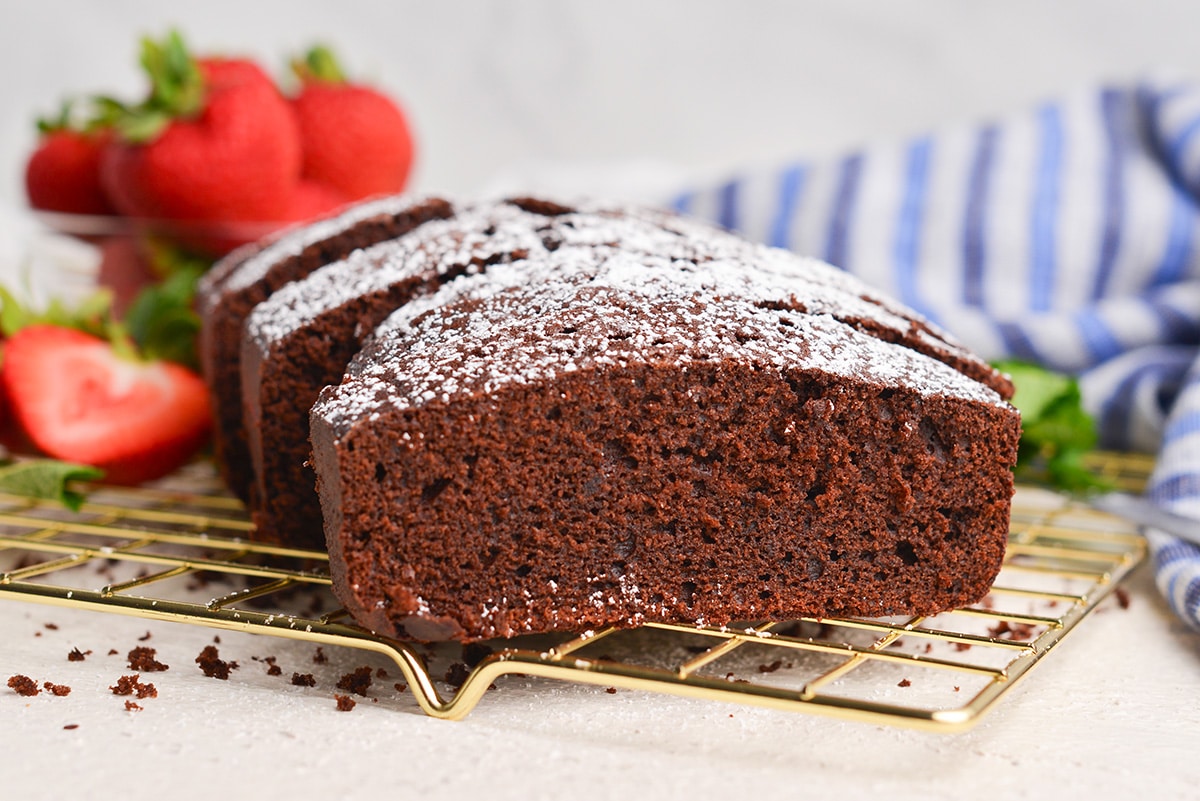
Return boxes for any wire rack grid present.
[0,454,1148,732]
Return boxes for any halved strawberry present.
[1,325,211,484]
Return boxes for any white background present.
[5,0,1200,205]
[3,2,1200,799]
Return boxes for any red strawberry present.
[282,179,349,223]
[25,107,116,215]
[1,325,211,485]
[99,32,301,239]
[290,46,414,199]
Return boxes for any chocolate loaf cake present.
[241,199,731,546]
[309,228,1020,641]
[243,198,1010,548]
[197,195,455,502]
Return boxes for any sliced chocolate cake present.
[196,195,455,502]
[309,231,1020,641]
[241,199,731,546]
[243,198,1010,548]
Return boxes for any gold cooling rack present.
[0,454,1150,732]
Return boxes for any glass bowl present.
[29,210,294,312]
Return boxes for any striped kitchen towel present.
[670,80,1200,630]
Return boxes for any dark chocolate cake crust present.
[311,249,1019,641]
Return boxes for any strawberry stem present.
[34,100,75,135]
[106,29,206,144]
[294,45,346,84]
[35,98,111,136]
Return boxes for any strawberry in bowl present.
[24,31,417,305]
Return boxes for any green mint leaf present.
[0,460,104,511]
[993,360,1110,493]
[995,360,1073,422]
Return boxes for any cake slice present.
[310,240,1020,641]
[196,195,455,502]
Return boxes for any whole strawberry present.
[291,46,415,199]
[24,104,116,215]
[282,179,349,223]
[1,325,211,485]
[100,32,301,237]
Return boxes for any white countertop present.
[3,558,1199,801]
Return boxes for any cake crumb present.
[312,647,327,664]
[462,642,495,667]
[393,682,407,693]
[63,724,79,730]
[137,631,152,642]
[758,659,783,673]
[444,662,470,689]
[291,673,316,687]
[1115,587,1131,609]
[337,666,374,697]
[263,656,282,676]
[605,687,617,694]
[110,675,157,699]
[375,667,389,679]
[107,649,119,656]
[43,681,71,696]
[124,700,143,712]
[195,645,236,679]
[8,675,39,696]
[334,694,356,711]
[988,620,1035,641]
[44,622,59,631]
[67,647,91,662]
[127,647,168,672]
[898,678,912,688]
[213,635,221,644]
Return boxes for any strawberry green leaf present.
[0,285,35,336]
[122,265,203,368]
[0,285,114,339]
[107,29,206,144]
[294,44,347,84]
[35,100,76,135]
[0,460,104,511]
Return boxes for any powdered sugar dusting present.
[315,241,1006,436]
[244,199,704,351]
[247,197,997,410]
[219,194,439,294]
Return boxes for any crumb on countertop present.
[8,675,39,696]
[291,673,316,687]
[127,647,168,672]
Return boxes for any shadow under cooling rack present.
[0,455,1148,732]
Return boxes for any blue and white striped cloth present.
[669,80,1200,630]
